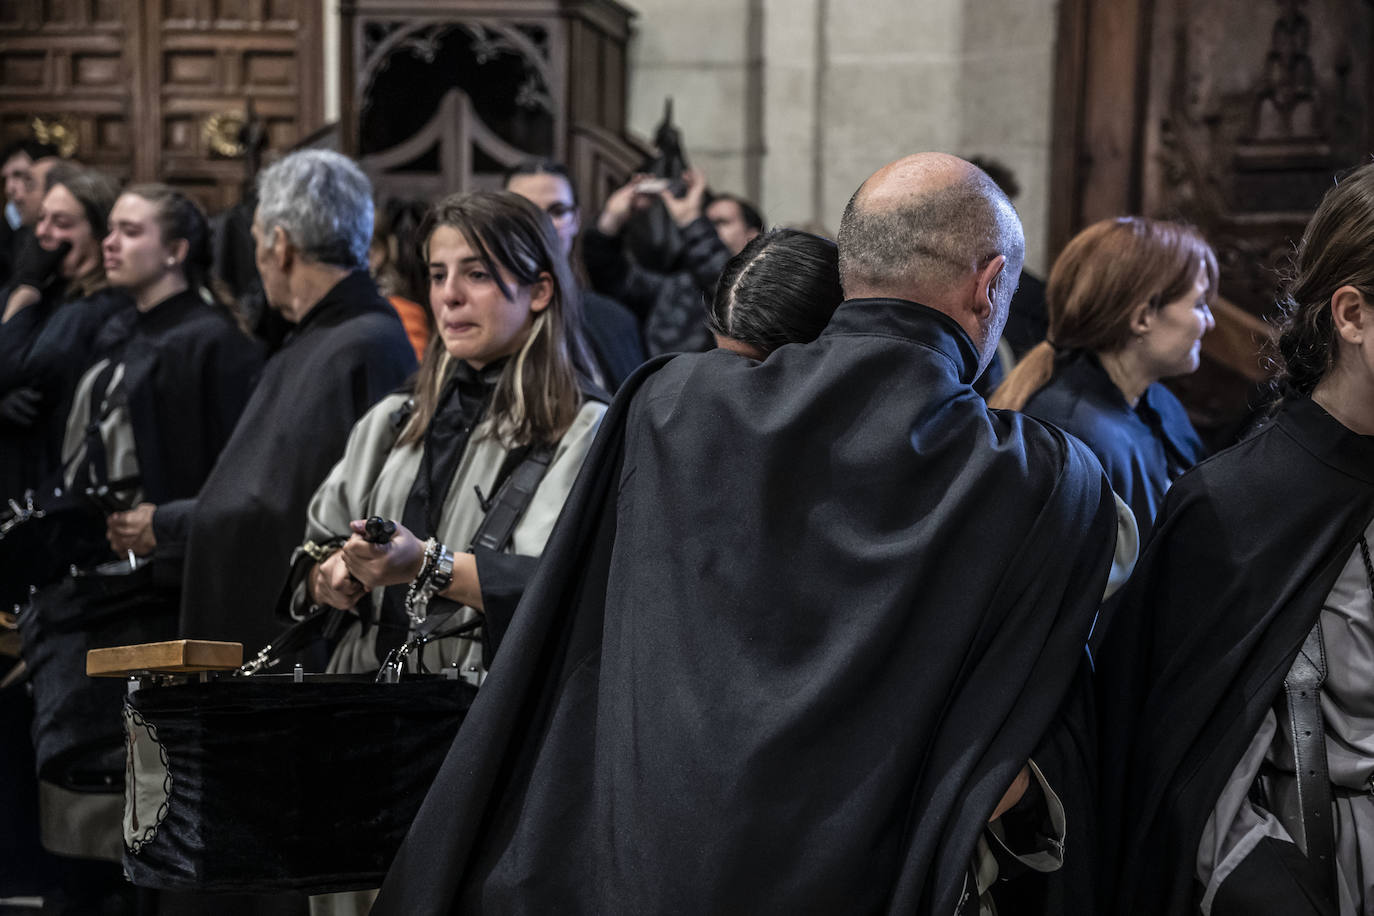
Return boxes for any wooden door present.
[0,0,323,214]
[0,0,137,182]
[1051,0,1374,442]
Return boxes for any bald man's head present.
[836,153,1025,368]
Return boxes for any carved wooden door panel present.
[0,0,323,214]
[1052,0,1373,443]
[152,0,322,213]
[0,0,137,182]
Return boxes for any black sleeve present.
[473,546,540,667]
[152,497,195,548]
[677,216,732,298]
[581,228,667,321]
[0,295,44,394]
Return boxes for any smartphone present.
[635,178,670,195]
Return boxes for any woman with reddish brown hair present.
[988,216,1218,535]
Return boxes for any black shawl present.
[0,285,131,501]
[372,298,1120,916]
[1095,397,1374,915]
[164,271,417,654]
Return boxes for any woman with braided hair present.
[1096,162,1374,916]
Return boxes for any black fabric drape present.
[0,285,131,503]
[373,298,1120,916]
[170,271,417,655]
[109,289,264,508]
[1095,397,1374,915]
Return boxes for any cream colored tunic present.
[291,392,605,676]
[61,358,141,501]
[1197,519,1374,915]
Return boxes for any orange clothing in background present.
[389,296,431,363]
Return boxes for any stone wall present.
[624,0,1060,272]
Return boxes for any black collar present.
[135,287,202,333]
[824,298,981,385]
[1278,397,1374,486]
[292,270,386,336]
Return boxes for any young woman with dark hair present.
[988,216,1218,535]
[1097,162,1374,916]
[87,184,264,558]
[708,228,843,359]
[289,190,607,678]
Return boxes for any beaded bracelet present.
[404,538,455,626]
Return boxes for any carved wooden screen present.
[341,0,647,216]
[0,0,135,182]
[0,0,323,214]
[1052,0,1373,442]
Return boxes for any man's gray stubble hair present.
[835,169,1025,310]
[255,149,374,270]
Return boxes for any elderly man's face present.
[251,213,293,318]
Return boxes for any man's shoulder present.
[582,288,638,328]
[300,301,412,360]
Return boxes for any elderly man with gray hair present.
[149,151,416,688]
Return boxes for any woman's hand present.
[309,551,367,610]
[0,387,42,427]
[3,236,69,322]
[596,173,650,236]
[106,502,157,556]
[339,519,425,590]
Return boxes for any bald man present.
[371,154,1130,916]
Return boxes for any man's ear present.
[972,254,1006,322]
[167,237,190,268]
[270,225,294,271]
[529,271,554,313]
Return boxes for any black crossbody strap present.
[468,444,556,555]
[1283,617,1337,904]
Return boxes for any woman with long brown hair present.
[988,217,1217,534]
[1096,162,1374,915]
[287,190,606,678]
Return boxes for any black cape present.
[0,285,131,501]
[1094,397,1374,915]
[372,298,1121,916]
[1023,349,1205,536]
[92,289,265,510]
[162,271,417,653]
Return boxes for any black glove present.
[0,387,42,428]
[10,234,71,294]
